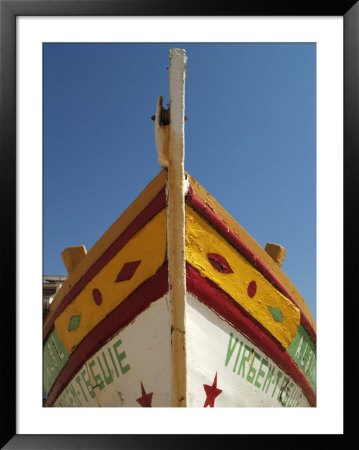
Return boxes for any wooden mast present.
[154,48,188,407]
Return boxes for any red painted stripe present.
[46,261,169,407]
[186,186,316,345]
[43,187,167,342]
[186,262,316,407]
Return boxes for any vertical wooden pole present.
[167,48,187,407]
[154,48,187,406]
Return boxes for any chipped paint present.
[165,48,188,407]
[61,245,87,275]
[53,295,172,407]
[186,293,310,407]
[45,262,168,405]
[185,205,301,349]
[186,262,316,406]
[265,242,286,267]
[43,170,167,336]
[186,174,316,335]
[54,209,167,354]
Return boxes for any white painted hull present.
[53,292,309,408]
[186,293,309,407]
[54,295,172,407]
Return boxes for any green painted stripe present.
[287,324,316,392]
[43,328,69,395]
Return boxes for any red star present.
[136,382,153,407]
[203,372,222,407]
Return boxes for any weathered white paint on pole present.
[167,48,187,407]
[155,48,188,406]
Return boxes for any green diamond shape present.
[68,315,81,331]
[269,306,283,322]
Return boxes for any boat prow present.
[43,48,316,408]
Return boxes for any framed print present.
[1,0,357,448]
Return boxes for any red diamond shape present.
[115,260,141,282]
[207,253,233,273]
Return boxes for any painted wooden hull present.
[43,170,316,407]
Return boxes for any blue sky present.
[43,43,316,322]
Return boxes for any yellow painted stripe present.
[185,206,300,348]
[187,173,316,332]
[44,170,167,331]
[55,210,167,354]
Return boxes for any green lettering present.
[246,351,260,384]
[225,333,238,366]
[68,382,82,406]
[305,351,314,373]
[113,340,130,374]
[89,359,105,391]
[290,386,300,407]
[295,336,304,358]
[287,324,316,392]
[283,382,295,407]
[300,343,309,367]
[108,348,119,377]
[64,394,70,407]
[51,335,65,360]
[47,342,58,368]
[307,353,316,391]
[263,364,274,393]
[97,352,114,385]
[43,357,52,378]
[59,395,68,407]
[43,357,53,393]
[43,330,69,395]
[43,347,55,373]
[237,345,251,378]
[255,358,267,389]
[65,387,74,407]
[76,375,88,402]
[233,342,243,373]
[81,368,95,399]
[278,376,290,405]
[295,393,303,407]
[272,370,283,398]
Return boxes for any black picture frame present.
[1,1,356,448]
